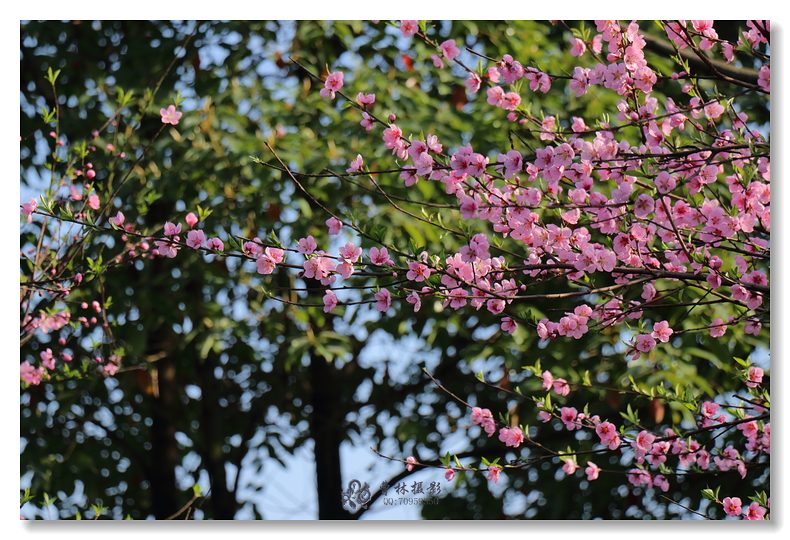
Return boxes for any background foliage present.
[20,20,768,519]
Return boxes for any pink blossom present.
[745,502,766,520]
[160,104,182,125]
[498,54,524,84]
[486,86,505,107]
[88,194,100,210]
[444,467,455,482]
[297,236,317,255]
[738,420,759,440]
[497,150,523,179]
[21,199,37,223]
[627,469,652,488]
[336,261,354,280]
[526,69,551,93]
[562,458,578,475]
[595,421,621,449]
[569,66,589,97]
[745,318,762,336]
[746,366,764,388]
[206,237,224,251]
[560,407,580,430]
[356,92,376,107]
[633,430,656,463]
[405,455,417,471]
[701,401,720,419]
[710,318,727,338]
[326,217,343,235]
[346,154,364,173]
[400,20,418,38]
[164,222,182,236]
[722,496,742,517]
[500,317,517,334]
[486,465,502,483]
[256,255,276,275]
[426,134,442,153]
[465,73,482,93]
[382,124,403,150]
[339,242,362,263]
[413,151,434,176]
[440,39,460,61]
[265,247,284,263]
[540,116,556,141]
[323,290,338,313]
[758,65,770,93]
[406,261,433,282]
[585,461,600,481]
[651,320,673,343]
[186,229,206,249]
[633,194,654,218]
[655,171,677,194]
[360,112,375,131]
[40,348,55,370]
[374,289,391,312]
[447,288,468,309]
[722,42,735,63]
[653,475,669,492]
[303,255,336,284]
[541,370,554,391]
[369,246,394,266]
[471,406,496,437]
[406,291,422,312]
[155,239,178,258]
[704,100,725,120]
[109,211,125,227]
[470,406,488,425]
[634,334,657,353]
[498,426,525,448]
[20,362,43,385]
[569,37,586,57]
[553,378,570,396]
[320,71,344,100]
[103,363,119,376]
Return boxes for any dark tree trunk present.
[149,356,180,518]
[198,353,238,519]
[309,353,350,519]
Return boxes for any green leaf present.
[46,66,61,85]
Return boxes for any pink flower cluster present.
[498,426,524,448]
[722,497,767,520]
[470,406,496,437]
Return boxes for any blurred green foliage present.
[20,20,767,520]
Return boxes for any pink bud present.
[185,212,199,228]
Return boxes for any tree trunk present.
[149,356,180,518]
[198,353,238,519]
[309,353,349,519]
